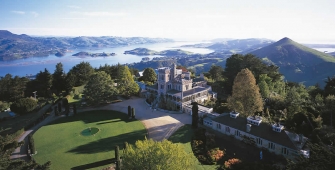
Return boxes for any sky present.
[0,0,334,43]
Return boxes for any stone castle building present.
[146,64,216,114]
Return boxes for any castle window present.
[161,75,164,80]
[161,85,164,89]
[216,123,221,129]
[186,85,189,90]
[256,138,263,145]
[168,84,171,90]
[268,142,275,150]
[235,130,240,136]
[225,127,230,133]
[282,147,289,155]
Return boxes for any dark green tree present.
[58,102,61,113]
[10,98,37,115]
[52,62,66,95]
[141,68,157,85]
[67,61,94,86]
[325,76,335,96]
[128,105,131,117]
[28,134,35,154]
[208,65,224,81]
[83,71,118,105]
[35,68,53,97]
[73,104,77,115]
[132,107,135,118]
[192,102,199,128]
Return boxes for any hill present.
[250,37,335,86]
[0,30,173,61]
[124,48,193,56]
[180,38,274,54]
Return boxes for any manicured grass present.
[33,110,147,170]
[169,125,218,170]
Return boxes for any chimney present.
[246,124,251,132]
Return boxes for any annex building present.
[204,111,310,159]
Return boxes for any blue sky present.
[0,0,334,43]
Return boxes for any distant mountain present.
[250,37,335,87]
[0,30,173,61]
[180,38,274,54]
[124,48,193,56]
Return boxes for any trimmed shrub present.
[128,106,131,117]
[73,104,77,115]
[207,147,224,164]
[131,107,135,118]
[28,134,35,154]
[58,102,61,113]
[10,98,37,115]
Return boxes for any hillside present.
[0,30,173,61]
[181,38,274,54]
[250,37,335,86]
[124,48,193,56]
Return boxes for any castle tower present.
[171,63,177,78]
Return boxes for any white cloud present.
[67,5,81,9]
[71,11,127,17]
[11,11,25,14]
[31,11,39,17]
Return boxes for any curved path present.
[11,97,191,160]
[98,97,191,141]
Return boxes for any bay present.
[0,41,213,77]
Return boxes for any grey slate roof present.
[213,114,298,150]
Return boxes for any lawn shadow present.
[46,110,134,126]
[71,158,116,170]
[168,124,194,144]
[67,129,147,154]
[96,119,123,125]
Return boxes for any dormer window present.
[230,111,239,118]
[272,123,284,132]
[247,116,262,126]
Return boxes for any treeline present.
[0,62,140,112]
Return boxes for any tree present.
[52,62,66,95]
[10,98,37,115]
[325,76,335,96]
[35,68,53,97]
[73,104,77,115]
[122,139,195,170]
[67,62,94,86]
[227,69,263,117]
[128,106,131,117]
[325,95,335,127]
[192,102,199,128]
[83,71,118,104]
[141,68,157,85]
[208,65,224,81]
[0,133,51,170]
[116,65,139,96]
[131,107,135,118]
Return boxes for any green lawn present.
[33,110,147,170]
[168,125,218,170]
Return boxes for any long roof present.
[213,114,298,150]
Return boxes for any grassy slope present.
[33,110,146,170]
[169,125,218,170]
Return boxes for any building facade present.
[146,64,216,113]
[204,112,310,159]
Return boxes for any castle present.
[145,64,216,114]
